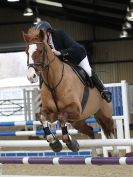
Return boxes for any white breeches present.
[79,56,92,77]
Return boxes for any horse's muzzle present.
[26,67,38,83]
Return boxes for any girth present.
[81,86,89,113]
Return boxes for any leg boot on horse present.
[58,109,80,152]
[40,114,62,152]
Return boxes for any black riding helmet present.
[35,21,52,32]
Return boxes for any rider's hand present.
[52,49,61,56]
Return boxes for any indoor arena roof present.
[0,0,130,31]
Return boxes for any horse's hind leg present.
[72,119,95,139]
[95,102,118,156]
[95,102,114,138]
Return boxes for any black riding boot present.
[91,70,112,103]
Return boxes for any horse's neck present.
[43,43,63,85]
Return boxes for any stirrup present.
[101,90,112,103]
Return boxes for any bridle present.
[26,42,53,72]
[26,41,65,112]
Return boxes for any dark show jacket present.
[51,29,87,65]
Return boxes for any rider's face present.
[44,31,50,43]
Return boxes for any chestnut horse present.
[23,28,116,153]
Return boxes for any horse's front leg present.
[58,114,79,152]
[58,103,82,152]
[40,114,62,152]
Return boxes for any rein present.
[41,55,64,112]
[41,60,64,112]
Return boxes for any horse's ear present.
[22,32,30,43]
[39,30,45,41]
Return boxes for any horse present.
[23,27,117,154]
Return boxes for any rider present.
[35,21,112,103]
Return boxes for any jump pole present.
[0,128,100,137]
[0,139,133,147]
[0,118,96,126]
[0,157,133,165]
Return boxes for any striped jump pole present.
[0,127,100,137]
[0,157,133,165]
[0,118,96,126]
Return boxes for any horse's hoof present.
[66,139,79,152]
[49,139,62,152]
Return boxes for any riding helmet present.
[35,21,52,31]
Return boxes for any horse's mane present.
[27,27,39,36]
[26,27,40,41]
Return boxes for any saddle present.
[71,65,94,88]
[60,58,94,88]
